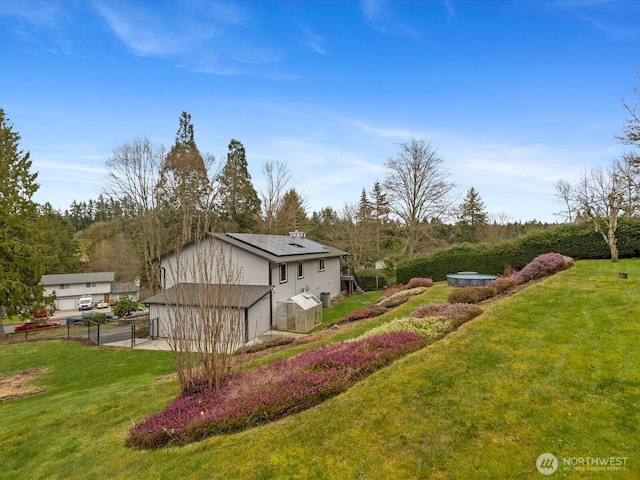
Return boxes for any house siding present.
[161,241,269,289]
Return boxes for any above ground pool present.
[446,273,497,287]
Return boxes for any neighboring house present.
[110,282,140,303]
[144,231,349,344]
[41,272,115,311]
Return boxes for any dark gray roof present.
[143,283,271,309]
[41,272,115,285]
[212,233,348,263]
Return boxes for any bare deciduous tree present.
[103,137,166,291]
[383,137,455,255]
[574,163,626,262]
[260,160,291,234]
[553,179,577,223]
[163,236,248,394]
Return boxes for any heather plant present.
[360,316,451,342]
[343,305,385,322]
[411,303,482,323]
[511,252,573,284]
[375,287,429,308]
[126,331,426,449]
[405,277,434,289]
[381,286,402,298]
[447,286,496,304]
[486,276,518,294]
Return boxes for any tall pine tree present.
[456,187,488,243]
[0,108,46,338]
[156,112,213,245]
[215,139,261,232]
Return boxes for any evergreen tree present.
[277,188,308,234]
[456,187,488,242]
[156,112,213,244]
[215,139,261,232]
[370,181,391,261]
[41,203,81,274]
[356,188,373,223]
[0,108,46,338]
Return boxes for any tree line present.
[7,80,640,337]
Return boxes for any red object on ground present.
[14,321,61,332]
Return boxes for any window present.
[279,264,288,283]
[318,258,325,272]
[86,282,96,288]
[60,284,70,290]
[297,261,304,279]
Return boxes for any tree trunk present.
[0,308,6,341]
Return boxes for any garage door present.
[57,297,77,311]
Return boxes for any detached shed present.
[144,283,272,344]
[276,292,322,333]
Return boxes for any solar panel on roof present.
[227,233,329,256]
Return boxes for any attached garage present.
[57,297,78,311]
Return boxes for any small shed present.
[276,292,322,333]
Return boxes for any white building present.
[144,232,348,344]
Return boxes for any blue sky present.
[2,0,640,223]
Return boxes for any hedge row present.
[397,219,640,283]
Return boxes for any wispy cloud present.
[92,3,222,57]
[0,0,73,53]
[359,0,421,41]
[552,0,639,39]
[297,24,328,55]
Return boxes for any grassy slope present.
[1,260,639,479]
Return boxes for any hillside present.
[0,259,638,479]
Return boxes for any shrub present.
[411,302,482,323]
[405,277,434,289]
[355,268,389,291]
[381,286,402,298]
[486,276,518,294]
[511,252,573,284]
[447,287,496,304]
[360,316,451,342]
[112,294,139,317]
[344,305,385,322]
[126,331,426,449]
[83,312,107,323]
[375,286,429,308]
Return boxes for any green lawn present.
[1,260,638,479]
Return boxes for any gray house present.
[41,272,140,311]
[144,231,348,344]
[41,272,115,311]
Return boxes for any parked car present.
[96,300,109,309]
[34,308,51,319]
[125,307,149,318]
[15,320,61,332]
[66,315,85,325]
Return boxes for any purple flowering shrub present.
[411,303,482,323]
[405,277,434,289]
[512,253,573,284]
[126,331,426,449]
[381,286,402,298]
[344,305,385,322]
